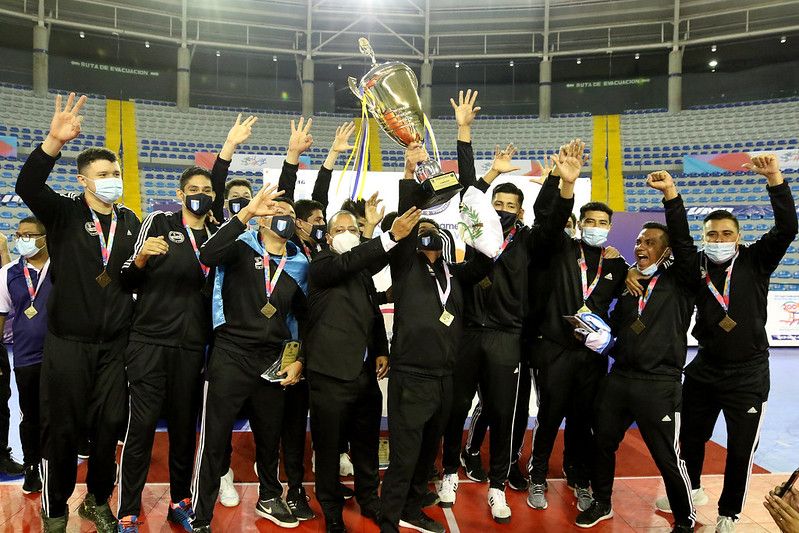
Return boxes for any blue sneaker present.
[167,499,194,532]
[117,515,139,533]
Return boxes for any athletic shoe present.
[655,487,708,513]
[167,498,194,532]
[574,486,594,512]
[22,463,42,494]
[460,449,488,483]
[420,490,440,507]
[671,524,694,533]
[42,508,68,533]
[507,461,530,491]
[326,518,346,533]
[715,515,736,532]
[77,495,117,533]
[287,487,316,521]
[339,453,355,476]
[487,487,512,524]
[399,510,446,533]
[378,438,390,470]
[437,473,458,508]
[527,482,548,510]
[218,468,240,507]
[341,483,355,500]
[255,497,299,528]
[575,501,613,528]
[117,515,140,533]
[0,448,23,475]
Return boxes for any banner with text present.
[683,148,799,174]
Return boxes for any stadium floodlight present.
[337,64,342,70]
[145,41,150,48]
[79,31,85,38]
[273,55,278,62]
[781,35,787,44]
[509,60,514,67]
[216,50,221,57]
[576,57,582,64]
[634,53,640,60]
[711,44,717,52]
[708,59,718,68]
[455,61,459,68]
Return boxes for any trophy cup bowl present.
[348,38,461,209]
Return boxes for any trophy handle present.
[348,77,362,100]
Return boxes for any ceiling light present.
[273,55,278,62]
[145,41,150,48]
[455,61,460,68]
[509,60,514,67]
[711,44,717,52]
[215,50,220,57]
[634,53,640,60]
[780,35,787,44]
[79,31,85,38]
[337,63,342,70]
[576,57,582,64]
[708,59,718,68]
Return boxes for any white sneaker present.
[487,487,511,524]
[437,473,458,508]
[655,487,708,513]
[218,468,240,507]
[715,515,736,533]
[311,451,315,473]
[339,453,354,476]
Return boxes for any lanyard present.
[183,218,210,277]
[301,242,313,260]
[427,261,452,310]
[22,259,50,306]
[494,227,517,262]
[88,206,117,268]
[578,244,605,302]
[637,273,661,317]
[264,253,288,301]
[705,253,738,312]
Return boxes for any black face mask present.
[418,231,443,252]
[309,224,327,244]
[270,215,296,240]
[227,197,250,215]
[185,193,213,216]
[496,210,518,233]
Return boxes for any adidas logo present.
[747,407,758,414]
[604,273,613,280]
[662,415,672,422]
[127,230,132,235]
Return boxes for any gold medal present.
[439,310,454,327]
[630,318,645,334]
[578,304,591,314]
[718,314,737,332]
[261,302,277,318]
[96,269,111,288]
[24,306,38,319]
[478,277,492,289]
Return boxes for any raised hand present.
[226,113,258,146]
[551,151,582,184]
[364,191,386,227]
[646,170,677,199]
[43,92,87,156]
[450,89,481,127]
[237,183,285,222]
[491,143,521,175]
[331,121,356,153]
[287,117,314,164]
[390,206,423,240]
[744,154,783,184]
[134,236,169,268]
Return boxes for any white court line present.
[443,508,461,533]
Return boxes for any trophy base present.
[417,171,462,210]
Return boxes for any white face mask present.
[704,242,737,264]
[88,177,123,203]
[581,227,609,247]
[15,238,42,259]
[564,227,576,238]
[331,232,360,254]
[636,248,670,277]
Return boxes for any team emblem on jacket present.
[84,222,98,236]
[254,257,264,269]
[275,219,288,232]
[169,231,185,244]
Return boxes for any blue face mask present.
[704,242,737,264]
[89,177,123,203]
[564,227,576,238]
[15,238,42,258]
[581,227,609,247]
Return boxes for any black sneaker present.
[255,497,300,528]
[166,498,194,531]
[340,483,355,500]
[0,448,23,475]
[325,517,346,533]
[507,462,529,491]
[22,463,42,494]
[575,500,613,528]
[421,490,440,508]
[460,449,487,483]
[287,487,316,521]
[399,511,446,533]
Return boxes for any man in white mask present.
[304,207,420,532]
[15,92,141,533]
[645,158,798,533]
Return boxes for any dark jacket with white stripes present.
[16,145,141,342]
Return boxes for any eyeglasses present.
[14,233,45,243]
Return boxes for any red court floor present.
[0,474,785,532]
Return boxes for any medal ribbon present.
[494,227,517,262]
[22,259,50,308]
[88,205,117,268]
[264,253,288,301]
[183,218,210,277]
[428,262,452,311]
[637,273,661,317]
[578,244,605,303]
[705,253,738,312]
